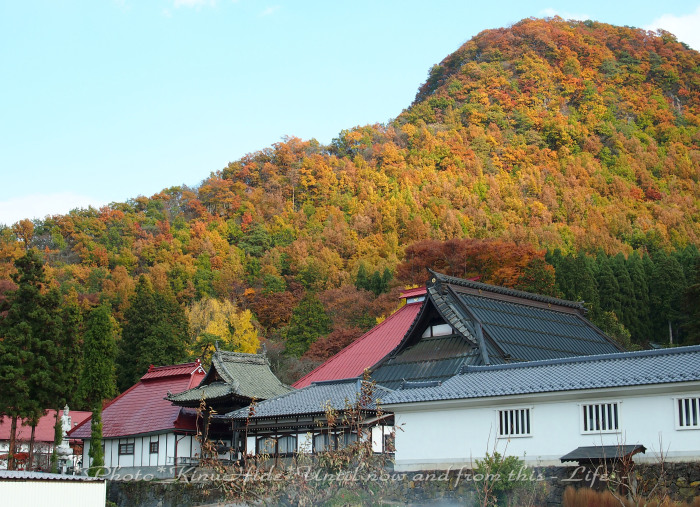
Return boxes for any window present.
[676,397,700,429]
[313,433,331,453]
[149,442,159,454]
[421,323,454,338]
[277,435,297,456]
[118,443,134,455]
[313,431,356,453]
[256,437,276,455]
[497,408,531,437]
[256,435,297,456]
[581,402,620,433]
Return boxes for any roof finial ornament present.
[261,342,267,356]
[215,340,220,352]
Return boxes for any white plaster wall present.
[82,433,203,471]
[393,390,700,471]
[0,479,106,507]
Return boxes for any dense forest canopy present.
[1,18,699,401]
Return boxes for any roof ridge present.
[427,269,585,310]
[147,360,201,372]
[312,377,363,386]
[462,345,700,374]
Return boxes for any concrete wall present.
[392,384,700,471]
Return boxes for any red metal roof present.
[292,300,423,388]
[141,360,204,380]
[69,362,206,439]
[400,287,427,299]
[0,410,92,443]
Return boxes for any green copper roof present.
[167,350,291,406]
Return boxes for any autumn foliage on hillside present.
[1,18,699,390]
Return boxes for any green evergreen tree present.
[117,276,189,391]
[381,267,393,293]
[627,252,651,343]
[650,254,687,344]
[79,305,117,476]
[0,249,53,470]
[596,254,621,318]
[355,263,370,292]
[610,253,636,338]
[515,258,560,297]
[284,292,332,357]
[88,410,105,476]
[369,270,383,296]
[554,253,599,316]
[681,261,700,345]
[594,311,638,351]
[0,249,67,470]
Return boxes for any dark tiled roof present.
[427,269,586,310]
[226,378,394,420]
[371,335,481,390]
[384,345,700,405]
[371,271,621,388]
[560,445,646,463]
[454,292,618,361]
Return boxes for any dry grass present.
[563,486,700,507]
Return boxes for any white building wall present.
[393,387,700,471]
[0,479,106,507]
[80,432,202,473]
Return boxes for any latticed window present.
[581,402,620,433]
[676,397,700,429]
[149,442,159,454]
[497,408,531,437]
[118,443,134,455]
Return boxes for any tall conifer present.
[79,305,117,475]
[117,276,188,390]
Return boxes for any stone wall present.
[106,461,700,506]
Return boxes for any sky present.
[2,0,700,226]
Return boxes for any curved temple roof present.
[166,350,291,406]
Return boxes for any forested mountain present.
[1,18,699,397]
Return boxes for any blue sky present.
[2,1,700,226]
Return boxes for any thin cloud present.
[539,8,591,21]
[646,6,700,51]
[260,5,280,17]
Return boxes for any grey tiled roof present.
[166,381,237,403]
[560,445,646,462]
[0,470,104,481]
[226,378,394,420]
[168,351,290,404]
[213,351,291,400]
[371,271,621,389]
[383,345,700,405]
[427,269,586,310]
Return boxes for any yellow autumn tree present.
[186,297,260,365]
